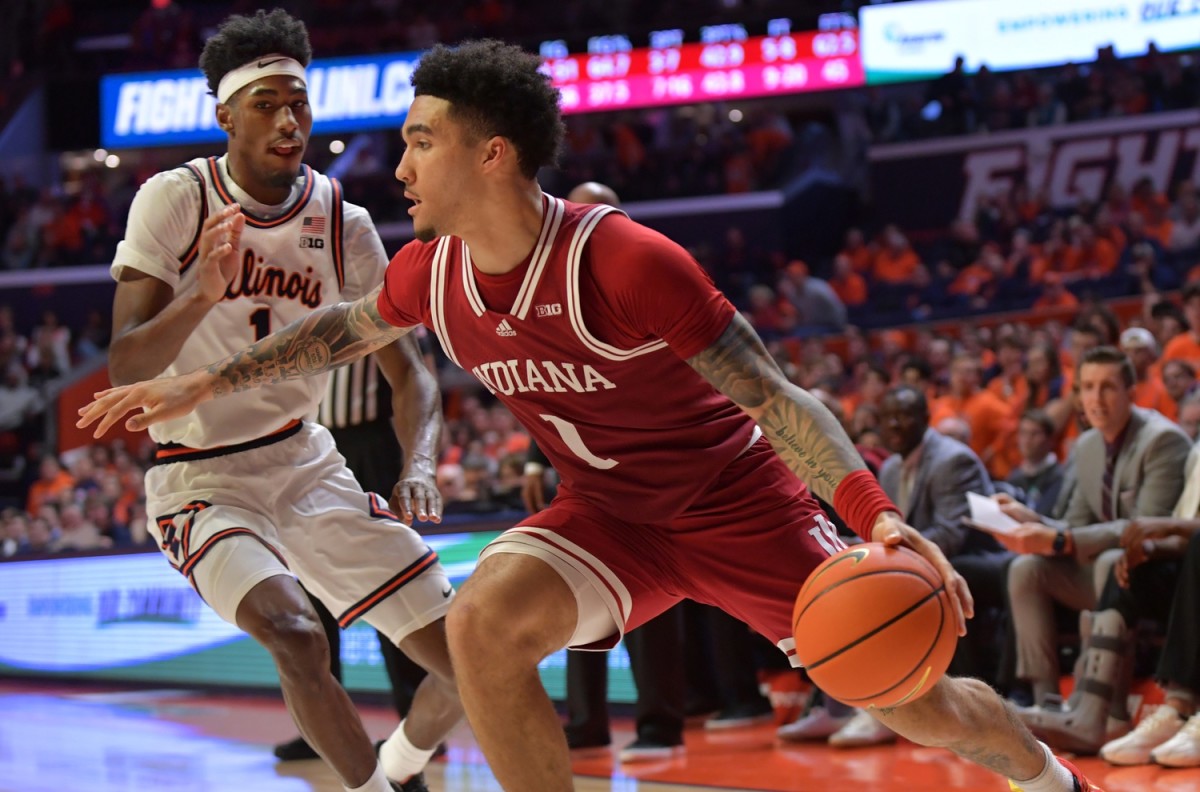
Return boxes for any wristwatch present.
[1052,528,1069,556]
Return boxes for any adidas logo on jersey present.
[535,303,562,317]
[495,319,517,337]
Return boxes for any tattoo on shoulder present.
[686,316,772,408]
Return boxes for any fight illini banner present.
[868,109,1200,232]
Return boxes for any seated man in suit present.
[995,347,1191,738]
[1098,441,1200,766]
[809,383,1010,748]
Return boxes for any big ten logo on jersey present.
[299,215,326,248]
[535,303,562,317]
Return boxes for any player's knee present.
[252,611,329,673]
[445,589,543,672]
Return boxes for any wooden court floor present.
[1,681,1197,792]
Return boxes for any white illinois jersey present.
[111,155,386,449]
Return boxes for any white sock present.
[345,762,391,792]
[379,719,436,782]
[1009,741,1075,792]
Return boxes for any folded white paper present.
[966,492,1022,536]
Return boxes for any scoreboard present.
[545,30,863,115]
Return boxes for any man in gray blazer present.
[878,385,1011,677]
[815,384,1010,749]
[998,346,1192,710]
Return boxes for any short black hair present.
[1150,300,1186,323]
[900,355,932,381]
[1070,318,1104,340]
[1020,408,1056,437]
[199,9,312,98]
[411,39,564,179]
[1078,345,1135,388]
[1183,281,1200,304]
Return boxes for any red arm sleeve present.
[582,213,736,359]
[377,240,436,329]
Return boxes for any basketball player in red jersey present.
[80,40,1101,792]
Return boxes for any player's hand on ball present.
[391,468,442,525]
[196,204,244,304]
[870,512,973,636]
[76,370,212,438]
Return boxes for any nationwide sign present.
[868,109,1200,231]
[860,0,1200,83]
[100,51,423,149]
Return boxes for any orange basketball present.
[791,543,957,710]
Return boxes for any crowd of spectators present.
[0,172,130,271]
[730,171,1200,334]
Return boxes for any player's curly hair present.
[198,8,312,99]
[412,40,563,179]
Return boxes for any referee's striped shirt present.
[319,355,392,429]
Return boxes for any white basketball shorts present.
[144,421,453,644]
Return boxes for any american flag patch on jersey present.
[302,216,326,235]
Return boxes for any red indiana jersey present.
[378,195,763,522]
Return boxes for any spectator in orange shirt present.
[872,224,921,285]
[1092,205,1127,253]
[987,334,1030,413]
[1120,327,1177,420]
[840,227,873,275]
[25,455,75,516]
[829,253,868,309]
[1032,272,1079,311]
[1044,220,1083,279]
[1143,200,1175,249]
[841,363,890,430]
[1162,282,1200,370]
[929,355,1017,479]
[1072,223,1118,279]
[1129,175,1169,222]
[948,245,999,306]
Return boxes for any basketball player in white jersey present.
[100,11,458,792]
[82,39,1102,792]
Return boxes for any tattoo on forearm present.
[207,286,402,396]
[687,314,862,504]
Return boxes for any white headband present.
[216,54,307,104]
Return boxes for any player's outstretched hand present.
[391,470,443,525]
[76,371,211,438]
[871,512,973,636]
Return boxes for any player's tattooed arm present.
[206,283,407,396]
[686,313,865,504]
